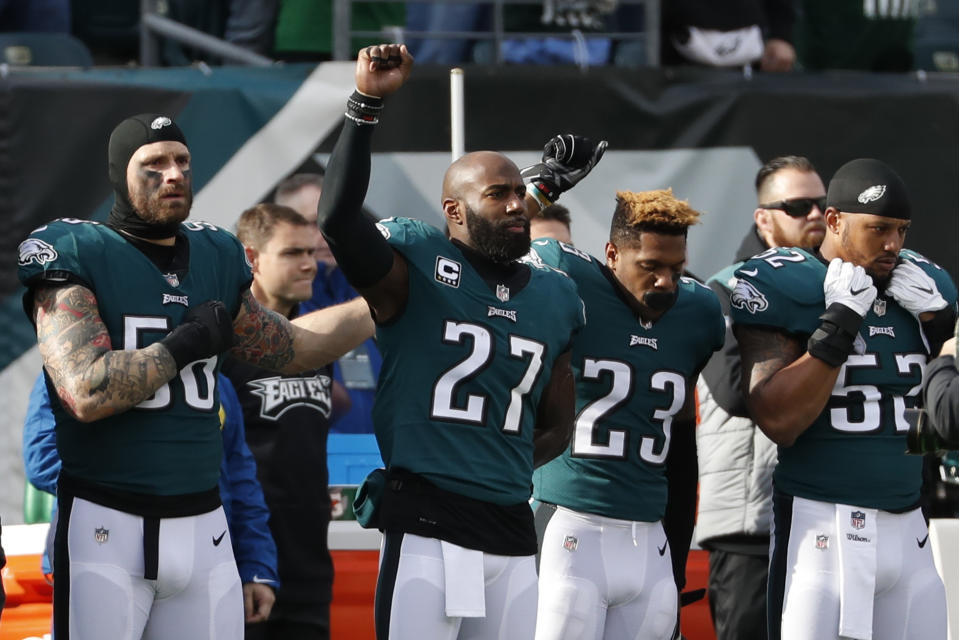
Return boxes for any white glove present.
[823,258,877,318]
[886,259,948,316]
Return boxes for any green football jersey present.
[529,238,725,522]
[17,219,252,495]
[372,218,585,506]
[730,247,958,510]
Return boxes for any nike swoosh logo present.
[658,542,668,556]
[918,534,929,548]
[252,575,277,585]
[916,285,934,295]
[213,530,227,546]
[740,268,758,277]
[850,286,870,296]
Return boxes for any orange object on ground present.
[1,553,52,640]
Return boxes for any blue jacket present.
[300,262,381,434]
[22,373,279,586]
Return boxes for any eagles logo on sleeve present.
[17,238,59,267]
[730,278,769,314]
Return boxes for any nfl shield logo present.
[496,284,510,302]
[94,526,109,544]
[851,510,866,530]
[816,534,829,550]
[563,535,578,552]
[164,273,180,287]
[873,298,886,317]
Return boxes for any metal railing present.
[332,0,660,65]
[140,0,275,67]
[138,0,657,68]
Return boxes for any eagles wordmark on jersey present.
[529,238,725,522]
[17,218,252,496]
[730,246,958,510]
[371,218,586,506]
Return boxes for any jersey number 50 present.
[125,316,217,411]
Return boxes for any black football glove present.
[160,300,234,370]
[905,407,959,455]
[521,134,608,207]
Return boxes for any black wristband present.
[346,90,383,126]
[807,302,864,367]
[922,306,957,356]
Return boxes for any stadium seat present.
[0,32,93,67]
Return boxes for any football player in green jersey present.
[17,114,374,640]
[697,156,827,640]
[316,44,606,640]
[731,158,957,640]
[528,190,724,640]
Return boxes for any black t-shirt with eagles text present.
[221,355,335,617]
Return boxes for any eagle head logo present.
[18,238,58,267]
[730,278,769,314]
[857,185,886,204]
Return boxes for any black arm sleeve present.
[700,280,748,417]
[316,114,395,289]
[663,419,697,592]
[923,355,959,442]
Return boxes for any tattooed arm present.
[34,284,179,423]
[230,292,374,373]
[735,324,842,446]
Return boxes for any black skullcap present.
[107,114,189,239]
[826,158,911,220]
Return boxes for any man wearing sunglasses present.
[732,158,956,639]
[696,156,826,640]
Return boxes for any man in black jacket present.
[663,0,797,71]
[227,203,373,639]
[696,156,826,640]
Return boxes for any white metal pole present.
[450,68,465,162]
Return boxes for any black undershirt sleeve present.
[700,279,748,417]
[663,418,697,592]
[316,116,395,289]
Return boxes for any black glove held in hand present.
[160,300,234,370]
[904,408,959,455]
[521,134,608,207]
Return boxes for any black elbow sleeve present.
[315,100,395,289]
[322,222,394,289]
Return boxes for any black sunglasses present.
[759,196,827,218]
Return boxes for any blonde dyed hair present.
[610,188,701,244]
